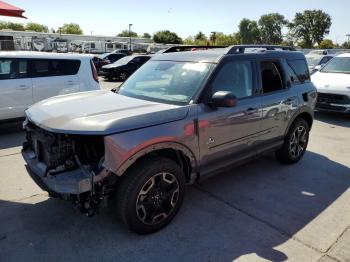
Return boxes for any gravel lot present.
[0,82,349,261]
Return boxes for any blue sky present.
[3,0,350,43]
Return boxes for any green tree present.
[342,41,350,49]
[215,32,239,46]
[25,22,49,33]
[59,23,83,35]
[153,30,182,44]
[0,21,24,31]
[194,31,207,41]
[258,13,287,44]
[319,39,334,49]
[238,18,260,44]
[288,10,331,48]
[142,32,151,39]
[118,30,138,37]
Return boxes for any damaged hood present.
[26,90,189,135]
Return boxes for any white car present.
[311,53,350,114]
[0,51,101,121]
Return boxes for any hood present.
[311,71,350,95]
[26,90,189,135]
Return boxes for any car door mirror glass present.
[211,91,237,107]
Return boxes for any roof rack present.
[226,45,296,54]
[160,45,227,53]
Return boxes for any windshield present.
[98,53,109,59]
[112,56,134,65]
[306,56,321,67]
[118,60,214,105]
[320,57,350,74]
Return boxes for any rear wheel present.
[115,157,185,234]
[276,118,309,164]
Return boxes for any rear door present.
[258,59,298,148]
[0,58,32,120]
[31,59,81,102]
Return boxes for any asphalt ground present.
[0,80,349,261]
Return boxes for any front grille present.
[26,121,74,169]
[316,103,348,112]
[317,93,350,105]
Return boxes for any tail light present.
[90,60,99,83]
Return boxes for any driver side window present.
[211,60,253,99]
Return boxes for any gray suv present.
[22,45,317,234]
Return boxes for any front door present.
[0,58,32,120]
[197,57,262,176]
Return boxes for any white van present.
[0,51,101,121]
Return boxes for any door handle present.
[282,98,293,105]
[245,107,258,115]
[16,85,30,90]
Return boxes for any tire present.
[115,157,186,234]
[118,71,127,81]
[276,118,309,164]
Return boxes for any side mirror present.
[211,91,237,107]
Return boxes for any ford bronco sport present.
[22,45,317,234]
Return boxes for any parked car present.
[99,55,151,81]
[311,53,350,113]
[306,54,334,73]
[99,52,126,64]
[112,49,130,55]
[0,51,100,121]
[22,45,316,234]
[92,56,109,71]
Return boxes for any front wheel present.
[276,118,309,164]
[115,157,186,234]
[118,71,128,81]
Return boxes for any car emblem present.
[207,137,215,145]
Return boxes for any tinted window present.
[0,59,15,79]
[32,59,81,77]
[287,59,310,83]
[212,61,253,99]
[320,56,333,65]
[18,60,29,78]
[0,59,29,80]
[261,61,284,93]
[285,64,300,85]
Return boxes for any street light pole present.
[347,34,350,47]
[129,24,133,52]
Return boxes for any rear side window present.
[260,61,284,93]
[0,59,15,79]
[32,59,81,78]
[0,59,29,80]
[287,59,310,83]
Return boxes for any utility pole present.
[129,24,133,52]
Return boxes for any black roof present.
[151,45,305,63]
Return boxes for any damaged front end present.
[22,119,116,216]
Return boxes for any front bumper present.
[22,144,93,195]
[316,102,350,113]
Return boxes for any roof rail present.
[226,45,296,54]
[160,45,227,53]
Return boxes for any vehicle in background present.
[306,54,334,73]
[99,54,151,81]
[112,49,131,56]
[0,51,100,121]
[22,45,316,234]
[311,53,350,114]
[92,56,109,72]
[99,52,126,64]
[93,53,127,73]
